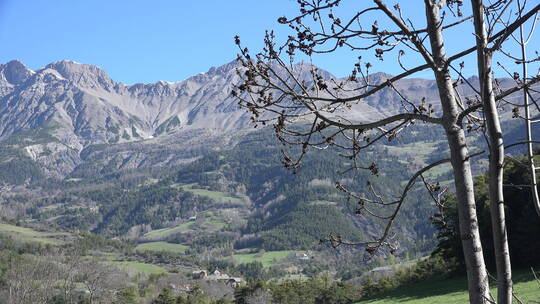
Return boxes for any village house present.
[202,269,244,287]
[191,270,208,279]
[226,277,244,287]
[295,252,310,260]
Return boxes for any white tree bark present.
[424,1,491,303]
[471,1,513,303]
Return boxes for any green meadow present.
[0,223,68,245]
[135,241,188,254]
[232,250,302,267]
[356,269,540,304]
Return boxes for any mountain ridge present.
[0,59,530,179]
[0,59,536,274]
[0,59,391,155]
[0,59,251,148]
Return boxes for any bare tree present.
[471,1,512,303]
[2,244,130,304]
[57,244,86,304]
[5,253,60,304]
[79,259,125,304]
[471,1,540,302]
[234,1,540,303]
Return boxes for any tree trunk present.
[424,1,491,303]
[471,1,513,303]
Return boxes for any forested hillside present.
[0,58,539,303]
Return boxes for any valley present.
[0,59,539,303]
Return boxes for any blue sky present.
[0,1,537,84]
[0,0,302,83]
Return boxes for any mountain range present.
[0,59,536,264]
[0,59,256,177]
[2,59,528,179]
[0,60,390,178]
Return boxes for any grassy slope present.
[135,241,188,254]
[173,183,245,204]
[141,222,194,239]
[356,269,540,304]
[0,223,68,244]
[112,261,168,275]
[140,209,230,242]
[232,250,301,267]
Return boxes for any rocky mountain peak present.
[0,58,419,156]
[0,60,33,85]
[44,60,115,89]
[368,72,393,82]
[206,59,240,76]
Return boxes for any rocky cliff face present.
[0,60,252,149]
[0,60,261,177]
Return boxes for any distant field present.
[113,261,168,275]
[386,140,454,181]
[0,223,68,245]
[141,212,229,241]
[135,241,188,254]
[232,250,302,267]
[356,269,540,304]
[422,163,452,180]
[204,214,228,230]
[385,140,445,163]
[173,183,246,205]
[141,221,193,240]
